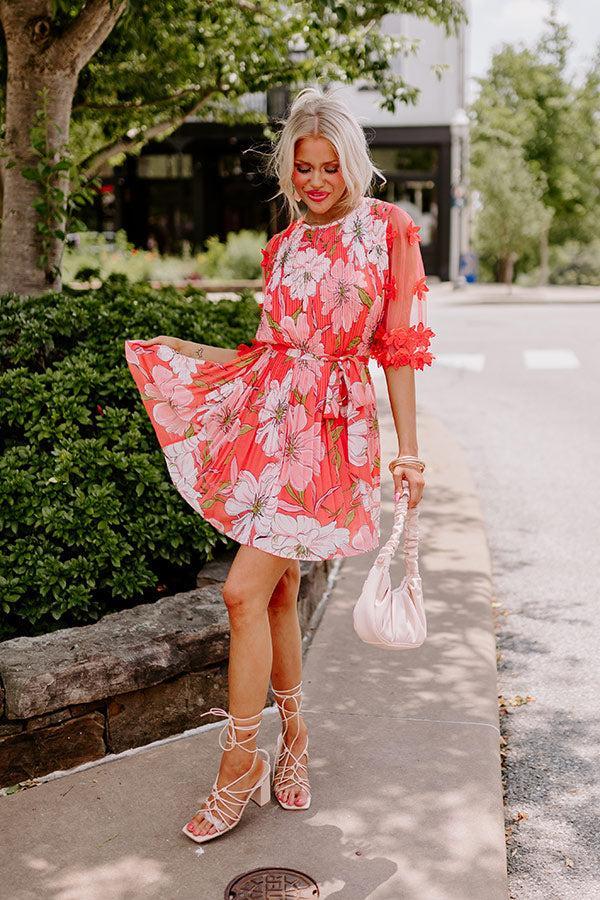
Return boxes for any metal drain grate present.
[225,866,320,899]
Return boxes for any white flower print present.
[278,314,325,393]
[164,435,202,511]
[224,463,281,543]
[256,369,293,458]
[353,478,380,516]
[145,364,196,435]
[366,215,388,277]
[341,200,377,267]
[280,404,325,491]
[270,227,304,290]
[196,378,249,453]
[351,523,378,552]
[348,416,369,467]
[156,344,199,384]
[320,258,366,332]
[282,247,331,302]
[255,513,350,559]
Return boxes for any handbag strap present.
[375,484,420,576]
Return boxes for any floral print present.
[125,196,434,561]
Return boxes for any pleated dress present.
[124,196,435,561]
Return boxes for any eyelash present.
[296,166,338,174]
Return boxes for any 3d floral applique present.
[406,221,422,245]
[260,247,271,269]
[370,321,436,370]
[414,275,429,301]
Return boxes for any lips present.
[306,191,329,201]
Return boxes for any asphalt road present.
[408,286,600,900]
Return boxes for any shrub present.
[0,275,261,639]
[198,229,267,280]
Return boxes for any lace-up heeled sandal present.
[181,707,271,844]
[271,681,311,810]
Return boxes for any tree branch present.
[80,89,217,178]
[49,0,128,73]
[73,84,206,112]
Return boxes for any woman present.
[124,86,435,844]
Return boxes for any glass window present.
[138,154,193,179]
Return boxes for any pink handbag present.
[353,482,427,650]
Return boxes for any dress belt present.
[243,338,374,421]
[248,338,370,364]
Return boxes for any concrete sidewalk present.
[0,402,508,900]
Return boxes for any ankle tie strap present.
[200,707,263,755]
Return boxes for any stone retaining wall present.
[0,552,330,789]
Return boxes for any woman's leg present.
[267,560,310,807]
[187,544,294,837]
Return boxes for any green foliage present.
[62,228,267,284]
[470,2,600,276]
[472,144,551,282]
[198,230,267,280]
[519,239,600,286]
[0,277,261,639]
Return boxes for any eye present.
[325,167,338,173]
[295,165,310,173]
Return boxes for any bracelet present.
[195,343,205,359]
[388,455,426,474]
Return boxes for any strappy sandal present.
[181,707,271,844]
[271,681,311,810]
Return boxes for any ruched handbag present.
[353,482,427,650]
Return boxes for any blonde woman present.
[124,85,435,843]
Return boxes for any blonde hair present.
[261,85,386,224]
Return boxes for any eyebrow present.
[294,159,339,165]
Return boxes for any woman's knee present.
[222,575,272,622]
[268,562,301,613]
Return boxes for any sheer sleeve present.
[370,204,435,370]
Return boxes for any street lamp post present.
[450,107,470,288]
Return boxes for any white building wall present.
[334,11,467,127]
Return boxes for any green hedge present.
[0,275,261,640]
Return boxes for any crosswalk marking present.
[523,349,580,369]
[434,353,486,371]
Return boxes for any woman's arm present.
[383,366,425,509]
[369,204,435,509]
[141,335,239,364]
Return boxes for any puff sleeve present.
[370,204,435,370]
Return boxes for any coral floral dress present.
[124,196,435,561]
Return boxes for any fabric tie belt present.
[240,338,374,420]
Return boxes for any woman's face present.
[292,135,348,219]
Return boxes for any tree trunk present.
[0,68,76,295]
[538,223,549,286]
[0,0,127,297]
[498,251,517,285]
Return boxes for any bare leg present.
[268,561,310,807]
[186,545,293,837]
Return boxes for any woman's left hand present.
[392,466,425,509]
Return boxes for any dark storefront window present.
[370,146,439,272]
[136,153,195,254]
